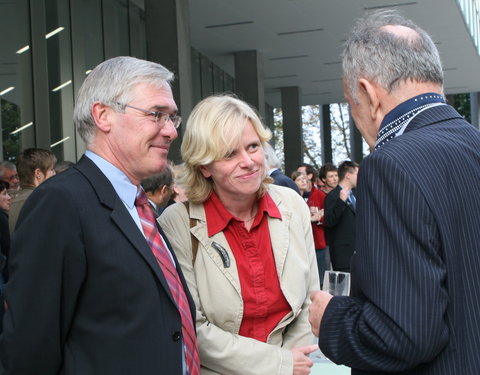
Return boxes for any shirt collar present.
[375,92,445,150]
[85,150,138,209]
[204,190,282,237]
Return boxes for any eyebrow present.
[151,105,178,114]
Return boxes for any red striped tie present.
[135,189,200,375]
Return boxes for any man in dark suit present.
[323,160,359,272]
[0,57,200,374]
[309,10,480,375]
[141,167,175,217]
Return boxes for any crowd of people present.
[0,9,479,375]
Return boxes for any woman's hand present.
[291,344,318,375]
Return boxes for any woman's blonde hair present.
[181,94,272,203]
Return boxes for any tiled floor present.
[311,348,350,375]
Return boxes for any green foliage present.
[453,93,471,123]
[1,99,22,161]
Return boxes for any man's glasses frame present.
[119,103,182,128]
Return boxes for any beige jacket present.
[159,184,319,375]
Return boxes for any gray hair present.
[0,161,16,178]
[73,56,174,145]
[343,10,444,102]
[263,143,281,169]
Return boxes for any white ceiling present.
[188,0,480,107]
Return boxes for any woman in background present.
[291,171,308,200]
[160,95,319,375]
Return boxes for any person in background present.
[0,180,12,334]
[291,171,308,199]
[167,163,188,205]
[264,143,300,194]
[159,95,319,375]
[323,160,359,272]
[309,10,480,374]
[306,183,327,287]
[141,166,174,217]
[8,148,57,235]
[0,162,20,192]
[318,163,338,194]
[296,163,318,199]
[54,160,74,174]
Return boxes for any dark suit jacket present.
[270,169,300,194]
[320,104,480,374]
[0,156,195,374]
[323,185,355,271]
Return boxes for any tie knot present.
[135,188,149,207]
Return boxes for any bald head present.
[343,10,444,102]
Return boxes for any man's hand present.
[308,291,333,337]
[339,189,349,202]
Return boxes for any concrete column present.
[320,104,332,164]
[234,50,265,118]
[470,93,479,129]
[349,108,364,162]
[281,87,302,176]
[264,103,274,134]
[145,0,193,163]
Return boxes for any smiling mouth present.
[239,170,259,179]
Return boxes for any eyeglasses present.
[120,103,182,128]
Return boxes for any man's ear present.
[91,101,114,133]
[34,168,43,180]
[358,78,381,121]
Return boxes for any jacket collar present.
[73,155,178,306]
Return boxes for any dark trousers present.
[316,248,326,288]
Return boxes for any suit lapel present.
[74,156,177,305]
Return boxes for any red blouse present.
[204,192,291,342]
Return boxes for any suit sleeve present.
[323,190,347,228]
[0,184,87,374]
[159,204,296,375]
[318,153,449,371]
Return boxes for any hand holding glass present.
[322,271,351,296]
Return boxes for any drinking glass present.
[322,271,351,296]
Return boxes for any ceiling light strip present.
[205,21,253,29]
[10,122,33,135]
[277,28,323,36]
[52,80,72,92]
[50,136,70,148]
[45,27,65,39]
[364,2,417,10]
[269,55,308,61]
[0,87,15,96]
[16,45,30,54]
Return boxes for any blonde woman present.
[159,95,319,375]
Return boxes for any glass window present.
[200,55,214,97]
[213,64,223,94]
[129,0,146,59]
[108,0,130,57]
[191,49,202,105]
[45,0,75,162]
[0,0,35,161]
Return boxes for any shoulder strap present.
[182,201,199,265]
